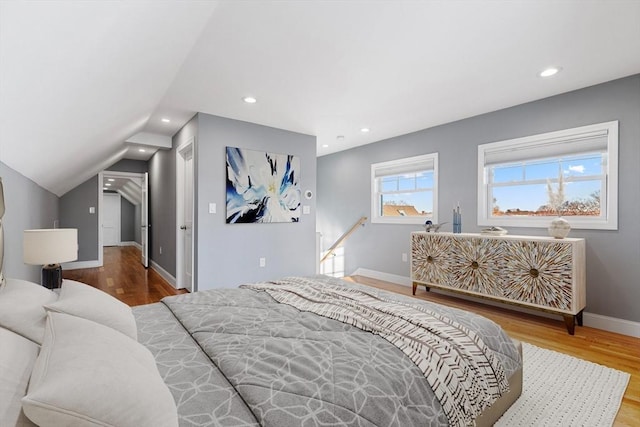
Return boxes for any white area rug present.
[496,343,630,427]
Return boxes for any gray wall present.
[59,176,99,261]
[120,197,135,242]
[151,114,319,290]
[58,160,149,262]
[134,203,141,244]
[149,118,186,277]
[317,74,640,323]
[108,159,149,173]
[0,162,59,282]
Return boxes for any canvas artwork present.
[226,146,301,223]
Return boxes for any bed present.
[0,178,522,426]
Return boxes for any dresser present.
[411,232,586,334]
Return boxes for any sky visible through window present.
[379,154,602,216]
[381,172,433,214]
[491,154,602,213]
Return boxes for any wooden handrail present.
[320,216,367,263]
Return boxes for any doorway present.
[100,171,147,267]
[176,137,195,292]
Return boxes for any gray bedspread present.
[134,275,521,427]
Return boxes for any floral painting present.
[226,147,301,223]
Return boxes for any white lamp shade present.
[23,229,78,265]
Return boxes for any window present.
[477,121,618,230]
[371,153,438,224]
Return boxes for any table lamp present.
[23,229,78,289]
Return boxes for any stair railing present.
[320,216,367,263]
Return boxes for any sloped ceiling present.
[1,0,639,197]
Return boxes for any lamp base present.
[42,264,63,289]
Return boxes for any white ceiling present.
[1,0,639,197]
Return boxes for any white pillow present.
[0,278,58,344]
[44,279,137,340]
[22,312,178,427]
[0,327,39,427]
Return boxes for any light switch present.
[89,207,95,214]
[209,203,216,214]
[303,205,310,215]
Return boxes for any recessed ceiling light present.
[108,178,115,182]
[243,96,257,104]
[336,135,345,141]
[322,144,329,148]
[105,183,111,187]
[139,148,146,153]
[161,118,171,123]
[360,128,370,133]
[540,67,561,77]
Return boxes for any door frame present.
[99,171,145,252]
[176,137,195,291]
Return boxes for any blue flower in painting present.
[226,147,301,223]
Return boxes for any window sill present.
[479,216,617,231]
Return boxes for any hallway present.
[63,246,187,306]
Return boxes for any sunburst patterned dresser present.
[411,232,586,334]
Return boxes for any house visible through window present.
[477,121,618,230]
[371,153,438,224]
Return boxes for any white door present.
[103,193,121,247]
[176,141,194,291]
[141,172,149,268]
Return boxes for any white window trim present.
[371,153,438,225]
[477,121,618,230]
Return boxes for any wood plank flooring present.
[63,248,638,425]
[63,246,187,306]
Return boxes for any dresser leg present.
[412,282,417,295]
[563,315,576,335]
[576,310,584,326]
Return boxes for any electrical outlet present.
[209,203,216,214]
[259,257,266,267]
[402,253,408,262]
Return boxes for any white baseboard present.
[351,268,640,338]
[63,260,102,270]
[120,241,142,250]
[150,260,177,288]
[583,312,640,338]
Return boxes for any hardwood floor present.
[63,246,187,306]
[348,275,640,426]
[62,251,638,424]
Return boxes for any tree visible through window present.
[489,154,604,218]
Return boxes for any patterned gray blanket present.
[240,277,509,426]
[134,275,521,427]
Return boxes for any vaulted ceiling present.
[1,0,639,197]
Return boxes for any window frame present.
[477,121,618,230]
[371,153,438,225]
